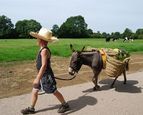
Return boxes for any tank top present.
[36,47,54,76]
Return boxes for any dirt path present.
[0,72,143,115]
[0,53,143,99]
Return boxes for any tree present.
[51,24,59,37]
[87,29,93,38]
[15,19,41,38]
[136,29,143,35]
[92,31,102,38]
[135,29,143,39]
[102,32,108,38]
[58,15,90,38]
[111,32,121,41]
[0,15,14,38]
[122,28,133,39]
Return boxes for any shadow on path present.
[36,95,97,114]
[83,79,142,93]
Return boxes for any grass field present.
[0,38,143,62]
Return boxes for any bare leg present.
[54,90,70,113]
[21,89,38,114]
[53,90,66,104]
[31,89,39,108]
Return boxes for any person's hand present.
[33,78,40,88]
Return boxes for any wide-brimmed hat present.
[30,27,59,42]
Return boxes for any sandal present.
[58,103,70,113]
[21,107,35,114]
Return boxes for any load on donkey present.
[68,44,130,91]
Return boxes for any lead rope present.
[54,73,77,80]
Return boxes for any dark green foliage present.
[122,28,133,38]
[135,29,143,39]
[0,15,14,39]
[1,15,143,39]
[51,24,59,37]
[58,15,90,38]
[15,19,41,38]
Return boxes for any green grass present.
[0,38,143,62]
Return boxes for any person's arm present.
[33,49,49,86]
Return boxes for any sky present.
[0,0,143,33]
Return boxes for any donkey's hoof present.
[93,85,100,91]
[110,85,114,88]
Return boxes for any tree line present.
[0,15,143,39]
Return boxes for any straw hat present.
[30,27,59,42]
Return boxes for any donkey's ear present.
[81,46,85,52]
[70,44,75,52]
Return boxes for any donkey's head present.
[68,44,85,75]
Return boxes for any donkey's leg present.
[110,76,119,88]
[111,70,127,87]
[123,70,127,84]
[92,77,100,90]
[92,70,101,91]
[92,52,103,91]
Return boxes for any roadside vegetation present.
[0,39,143,62]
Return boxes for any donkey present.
[68,44,103,90]
[68,44,129,91]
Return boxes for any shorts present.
[33,74,57,93]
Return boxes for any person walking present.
[21,27,70,114]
